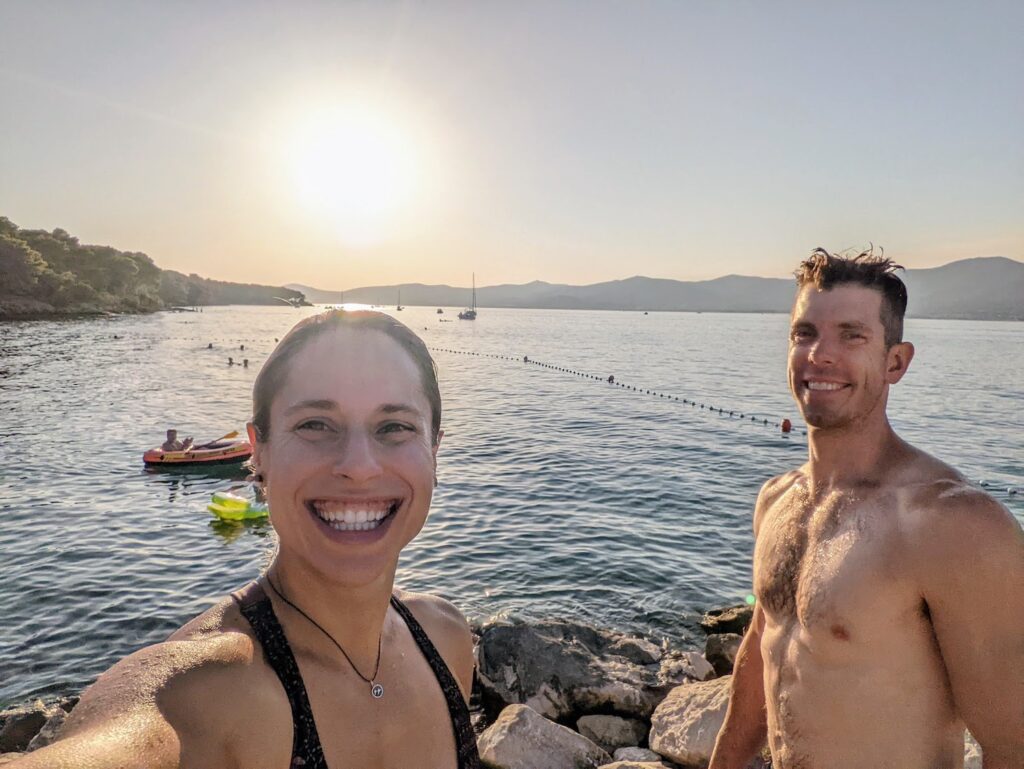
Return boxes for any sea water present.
[1,305,1021,705]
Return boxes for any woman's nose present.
[330,431,383,482]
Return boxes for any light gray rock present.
[964,730,981,769]
[478,704,611,769]
[27,707,67,751]
[660,651,715,683]
[477,619,704,721]
[649,676,732,766]
[613,747,662,762]
[577,714,648,753]
[705,633,742,677]
[597,762,672,769]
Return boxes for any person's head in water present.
[788,248,915,431]
[247,309,442,586]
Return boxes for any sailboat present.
[396,289,404,311]
[458,274,477,320]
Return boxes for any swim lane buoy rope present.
[429,346,807,436]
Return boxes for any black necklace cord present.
[264,575,384,686]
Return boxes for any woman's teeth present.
[312,503,395,531]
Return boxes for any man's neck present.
[805,412,904,490]
[266,556,397,673]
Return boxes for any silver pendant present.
[371,682,384,698]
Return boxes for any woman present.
[16,310,480,768]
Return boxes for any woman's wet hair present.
[251,310,441,444]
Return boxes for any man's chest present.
[754,491,921,643]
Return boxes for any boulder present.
[660,651,715,683]
[27,707,68,750]
[964,730,981,769]
[478,704,611,769]
[612,747,663,762]
[576,714,647,753]
[704,633,742,676]
[0,702,51,753]
[700,605,753,636]
[648,676,732,766]
[477,619,706,721]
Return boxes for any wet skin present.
[12,327,475,769]
[710,285,1024,769]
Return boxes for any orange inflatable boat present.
[143,439,252,467]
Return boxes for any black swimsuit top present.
[231,581,480,769]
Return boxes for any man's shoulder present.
[760,469,804,501]
[897,457,1022,557]
[753,469,804,533]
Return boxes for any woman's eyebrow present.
[284,399,337,415]
[379,403,423,416]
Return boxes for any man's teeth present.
[807,381,845,391]
[312,503,395,531]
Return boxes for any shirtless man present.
[709,250,1024,768]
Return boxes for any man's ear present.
[886,341,915,384]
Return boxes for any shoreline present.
[0,603,985,768]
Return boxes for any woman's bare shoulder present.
[393,589,474,697]
[26,591,290,768]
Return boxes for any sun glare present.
[285,103,418,245]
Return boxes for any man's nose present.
[807,335,838,366]
[331,431,383,482]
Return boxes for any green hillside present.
[0,217,307,319]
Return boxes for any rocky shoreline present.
[0,604,984,768]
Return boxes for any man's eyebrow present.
[838,321,871,331]
[283,399,337,415]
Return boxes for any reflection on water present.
[1,306,1021,705]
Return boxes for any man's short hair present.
[795,247,908,347]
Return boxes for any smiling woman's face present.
[250,326,439,587]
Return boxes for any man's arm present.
[709,475,790,768]
[708,605,767,769]
[914,490,1024,768]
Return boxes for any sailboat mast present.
[472,272,476,310]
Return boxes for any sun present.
[285,103,419,245]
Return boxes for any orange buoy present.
[781,418,792,433]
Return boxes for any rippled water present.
[2,306,1021,706]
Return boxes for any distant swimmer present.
[709,249,1024,768]
[161,429,193,452]
[524,356,529,363]
[607,375,615,383]
[243,359,249,368]
[208,342,213,349]
[228,357,234,366]
[240,344,245,351]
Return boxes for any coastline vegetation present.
[0,216,307,320]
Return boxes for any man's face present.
[166,430,177,441]
[788,284,911,430]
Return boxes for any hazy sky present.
[1,1,1021,289]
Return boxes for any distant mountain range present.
[288,256,1023,320]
